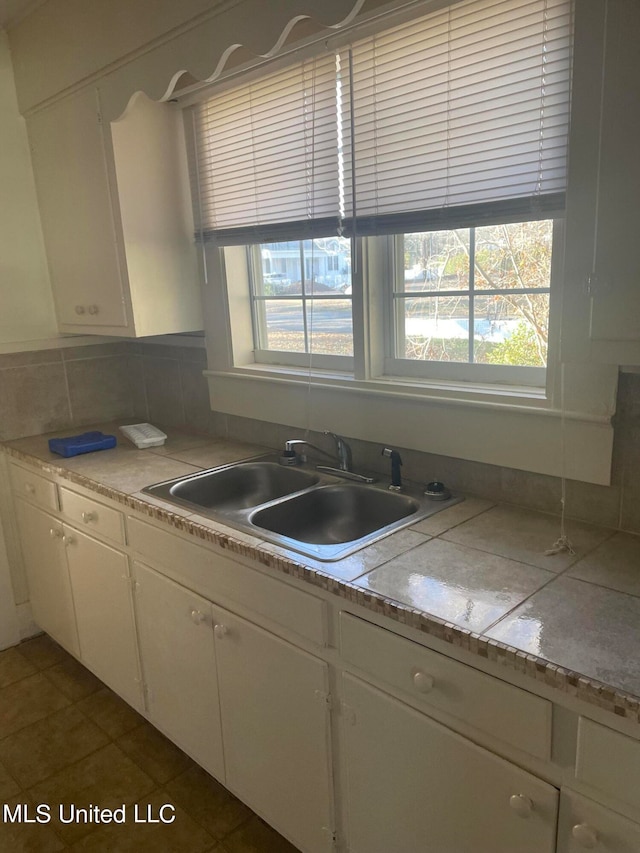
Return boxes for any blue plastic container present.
[48,431,117,458]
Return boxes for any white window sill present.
[204,363,607,423]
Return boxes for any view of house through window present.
[397,220,553,367]
[250,239,353,357]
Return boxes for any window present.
[249,239,353,366]
[388,219,556,384]
[187,0,571,387]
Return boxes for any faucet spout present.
[324,431,352,472]
[282,433,353,472]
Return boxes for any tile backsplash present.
[1,341,639,534]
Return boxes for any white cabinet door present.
[63,525,142,710]
[586,0,640,364]
[28,89,201,338]
[557,790,640,853]
[214,606,334,853]
[342,673,558,853]
[28,87,130,330]
[14,499,79,657]
[132,561,224,781]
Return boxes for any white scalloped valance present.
[95,0,380,121]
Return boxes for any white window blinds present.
[348,0,572,233]
[189,53,344,243]
[188,0,572,243]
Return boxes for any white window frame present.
[247,243,355,373]
[209,224,562,396]
[379,220,564,390]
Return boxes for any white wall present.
[0,29,57,345]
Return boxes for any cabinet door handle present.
[24,483,36,495]
[412,671,435,693]
[508,794,533,818]
[214,623,228,639]
[62,534,76,546]
[571,824,598,849]
[88,304,99,315]
[190,609,205,625]
[81,511,97,523]
[75,305,86,315]
[49,528,62,539]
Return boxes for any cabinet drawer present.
[59,487,125,544]
[340,612,551,760]
[558,790,640,853]
[10,463,58,511]
[576,718,640,812]
[127,516,327,646]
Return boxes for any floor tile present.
[355,538,555,633]
[28,743,156,845]
[16,635,69,671]
[69,789,216,852]
[76,687,145,740]
[0,794,66,852]
[222,815,300,853]
[0,705,110,788]
[486,576,640,696]
[567,532,640,597]
[0,672,71,738]
[442,504,612,571]
[165,764,252,839]
[0,757,21,799]
[0,646,37,688]
[116,723,192,785]
[43,657,103,702]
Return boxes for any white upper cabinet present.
[28,87,202,337]
[562,0,640,365]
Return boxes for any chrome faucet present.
[282,433,376,483]
[283,432,352,471]
[323,431,352,472]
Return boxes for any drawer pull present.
[412,671,435,693]
[214,623,228,639]
[509,794,532,818]
[25,483,36,495]
[571,824,598,849]
[49,528,62,539]
[81,511,97,523]
[190,609,205,625]
[62,534,76,546]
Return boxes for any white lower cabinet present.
[557,790,640,853]
[14,499,79,657]
[64,525,141,710]
[214,606,334,853]
[341,673,559,853]
[13,470,640,853]
[132,561,224,781]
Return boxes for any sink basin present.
[251,484,419,545]
[143,455,462,562]
[148,461,319,512]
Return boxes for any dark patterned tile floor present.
[0,635,300,852]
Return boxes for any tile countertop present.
[3,425,640,725]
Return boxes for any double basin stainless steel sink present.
[143,456,461,562]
